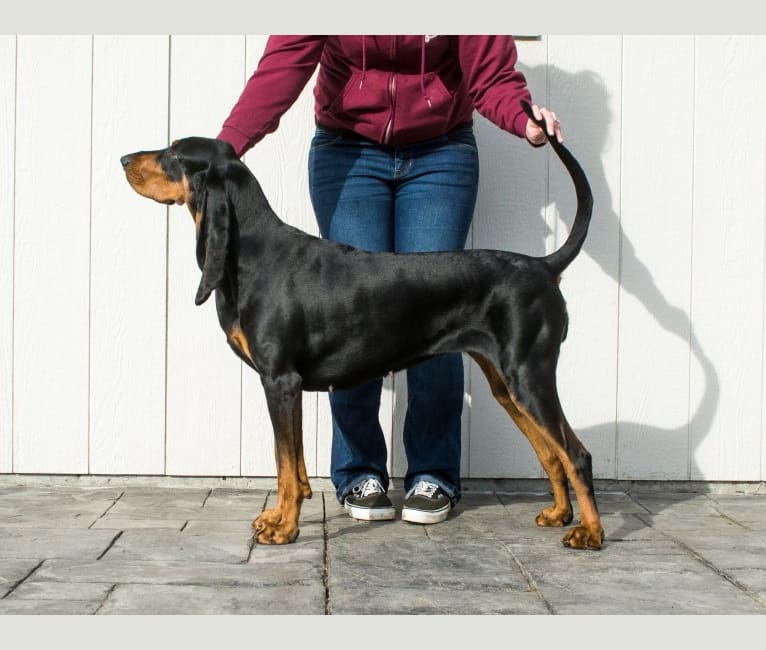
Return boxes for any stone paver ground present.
[1,478,765,615]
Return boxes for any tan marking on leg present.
[254,441,303,544]
[506,395,603,549]
[471,353,572,527]
[253,397,307,544]
[292,396,313,500]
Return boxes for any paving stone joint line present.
[1,560,45,600]
[93,584,117,615]
[88,490,125,530]
[495,492,556,614]
[635,513,766,610]
[321,493,330,616]
[97,531,123,561]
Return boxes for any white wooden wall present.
[1,35,765,481]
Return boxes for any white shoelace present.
[354,477,384,498]
[412,481,439,498]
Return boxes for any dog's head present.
[121,137,241,306]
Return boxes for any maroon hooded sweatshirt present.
[217,35,534,157]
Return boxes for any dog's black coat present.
[121,101,603,549]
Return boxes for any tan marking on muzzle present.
[124,153,189,206]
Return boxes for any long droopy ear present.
[194,165,231,306]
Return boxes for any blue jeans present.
[308,125,480,504]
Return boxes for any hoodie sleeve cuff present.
[512,109,531,141]
[513,107,546,147]
[216,126,252,158]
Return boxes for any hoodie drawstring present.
[359,36,430,108]
[420,36,431,108]
[360,35,366,88]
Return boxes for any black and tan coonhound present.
[120,101,603,550]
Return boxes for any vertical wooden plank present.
[239,35,323,477]
[385,373,409,481]
[390,373,406,480]
[468,37,549,478]
[316,390,333,478]
[166,35,245,476]
[545,35,622,479]
[89,36,169,474]
[0,36,15,472]
[13,36,92,473]
[237,35,275,477]
[691,36,766,480]
[616,37,695,479]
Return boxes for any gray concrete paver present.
[728,569,766,607]
[97,583,325,615]
[34,555,321,587]
[706,495,766,530]
[663,529,766,571]
[182,519,254,533]
[627,492,721,515]
[505,538,765,614]
[8,579,113,602]
[0,599,101,614]
[1,481,765,615]
[0,487,121,529]
[101,487,211,519]
[325,491,545,614]
[0,528,120,560]
[329,536,531,591]
[90,517,188,530]
[103,528,252,564]
[329,585,548,615]
[634,512,749,538]
[0,486,124,500]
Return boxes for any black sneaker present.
[343,477,395,521]
[402,480,451,524]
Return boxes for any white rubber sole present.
[401,504,450,525]
[344,501,396,521]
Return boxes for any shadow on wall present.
[464,65,719,500]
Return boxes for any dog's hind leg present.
[509,362,603,550]
[471,353,603,549]
[471,353,573,528]
[254,372,308,544]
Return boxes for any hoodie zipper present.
[382,37,397,145]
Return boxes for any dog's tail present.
[520,100,594,277]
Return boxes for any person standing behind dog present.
[217,35,562,525]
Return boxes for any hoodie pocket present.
[389,71,455,143]
[320,70,392,138]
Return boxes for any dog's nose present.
[120,154,132,170]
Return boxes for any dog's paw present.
[562,524,604,550]
[252,508,300,545]
[535,505,573,528]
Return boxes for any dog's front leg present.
[253,372,307,544]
